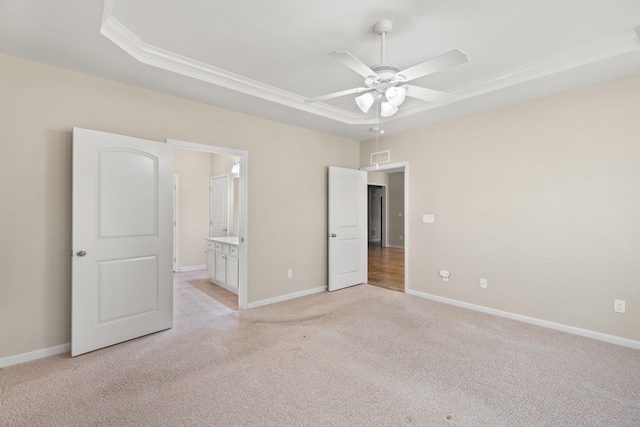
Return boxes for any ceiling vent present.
[370,150,390,165]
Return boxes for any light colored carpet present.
[1,271,639,426]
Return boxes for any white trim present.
[100,0,640,126]
[100,4,358,125]
[177,265,206,272]
[385,244,405,249]
[173,175,179,272]
[0,343,70,368]
[246,287,326,309]
[167,138,249,310]
[406,289,640,350]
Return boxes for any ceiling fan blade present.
[329,51,377,79]
[304,87,373,103]
[404,85,457,104]
[397,49,468,82]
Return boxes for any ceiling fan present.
[305,20,468,118]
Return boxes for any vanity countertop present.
[206,236,240,245]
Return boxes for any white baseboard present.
[176,265,206,272]
[0,343,70,368]
[385,244,404,249]
[246,286,326,309]
[406,289,640,350]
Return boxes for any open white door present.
[72,127,174,357]
[328,166,367,291]
[210,175,229,237]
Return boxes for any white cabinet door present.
[328,166,367,291]
[215,252,227,283]
[206,250,216,278]
[226,256,239,289]
[72,127,173,357]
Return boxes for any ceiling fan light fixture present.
[380,100,398,117]
[355,92,375,113]
[385,86,406,107]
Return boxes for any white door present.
[72,127,174,357]
[328,166,367,291]
[210,175,229,237]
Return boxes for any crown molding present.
[101,2,361,124]
[102,0,640,126]
[393,29,640,119]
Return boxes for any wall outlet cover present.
[614,299,625,313]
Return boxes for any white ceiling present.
[2,0,639,141]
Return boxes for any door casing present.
[167,138,249,309]
[361,162,409,292]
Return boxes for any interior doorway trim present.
[173,174,179,272]
[166,138,249,310]
[361,162,409,292]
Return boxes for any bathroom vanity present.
[206,237,239,294]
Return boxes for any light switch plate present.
[423,214,435,223]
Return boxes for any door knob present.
[330,233,337,238]
[76,250,87,257]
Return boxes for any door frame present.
[361,162,409,292]
[167,138,249,310]
[173,175,179,272]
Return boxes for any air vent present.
[371,150,390,165]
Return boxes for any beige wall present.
[174,148,211,268]
[0,53,359,359]
[367,171,389,186]
[387,172,405,248]
[210,153,238,176]
[360,74,640,341]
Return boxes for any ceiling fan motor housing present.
[371,64,399,81]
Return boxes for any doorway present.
[167,138,249,309]
[362,163,408,293]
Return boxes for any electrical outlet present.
[480,278,488,289]
[287,269,293,279]
[614,299,625,314]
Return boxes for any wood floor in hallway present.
[367,242,404,292]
